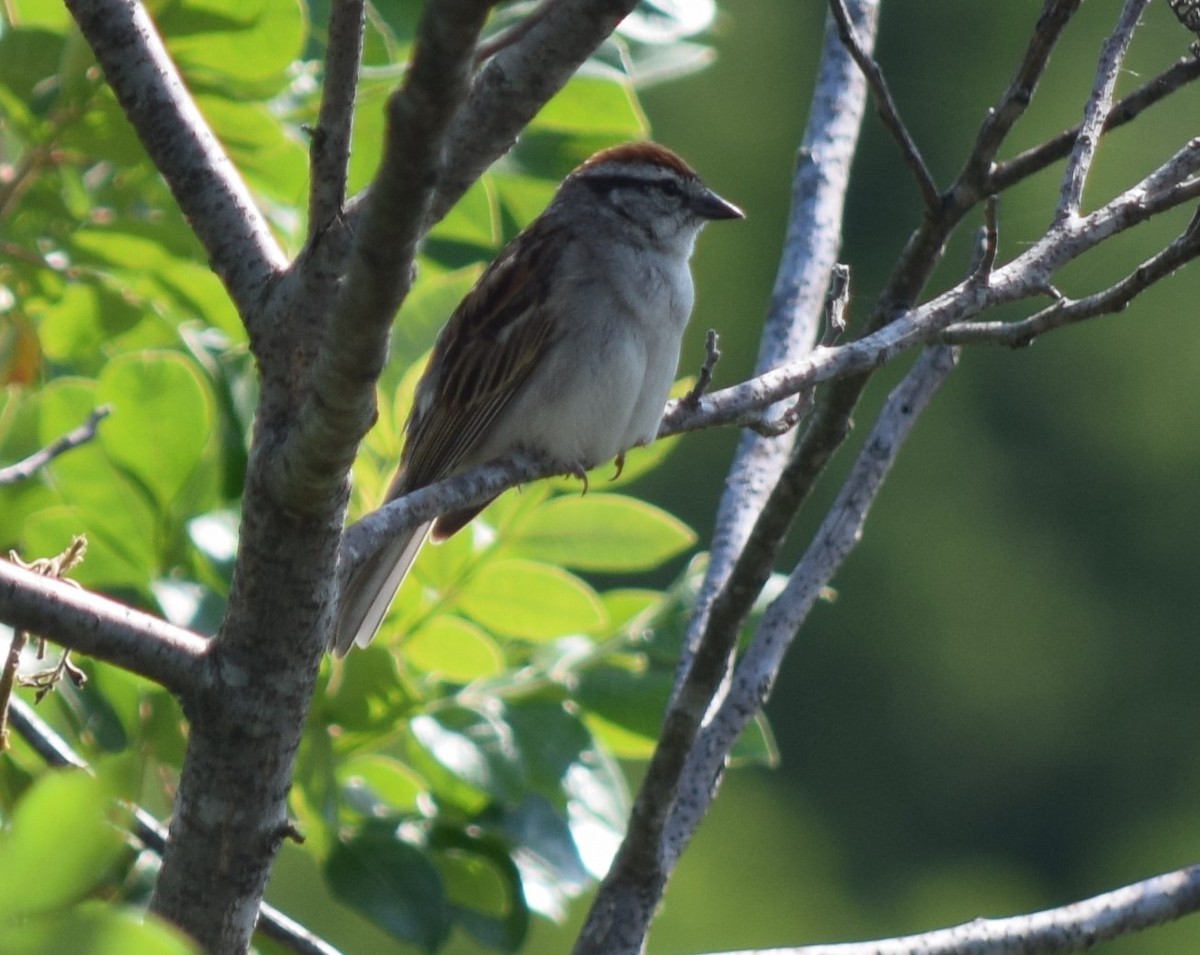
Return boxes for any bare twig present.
[968,195,999,286]
[746,391,814,438]
[0,538,89,750]
[828,0,939,211]
[956,0,1083,190]
[307,0,366,240]
[674,0,880,711]
[64,0,287,320]
[701,862,1200,955]
[820,263,851,346]
[683,330,722,408]
[1057,0,1149,221]
[943,209,1200,347]
[989,54,1200,194]
[6,698,343,955]
[0,406,111,486]
[473,0,568,66]
[666,347,959,865]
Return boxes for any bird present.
[331,142,743,655]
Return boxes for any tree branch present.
[0,560,210,695]
[827,0,938,211]
[1057,0,1148,221]
[0,406,110,486]
[942,209,1200,347]
[676,0,879,689]
[274,0,494,513]
[64,0,287,322]
[987,51,1200,195]
[307,0,366,240]
[665,347,959,864]
[700,863,1200,955]
[956,0,1083,190]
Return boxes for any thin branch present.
[307,0,366,240]
[956,0,1083,190]
[0,406,110,486]
[702,863,1200,955]
[674,0,880,700]
[0,560,210,695]
[988,53,1200,194]
[6,698,344,955]
[682,330,722,408]
[942,210,1200,347]
[1057,0,1149,221]
[665,346,959,865]
[968,195,999,286]
[64,0,287,321]
[274,0,494,513]
[828,0,939,211]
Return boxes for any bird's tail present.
[330,521,432,656]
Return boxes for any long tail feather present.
[330,521,432,656]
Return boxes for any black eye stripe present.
[581,173,689,197]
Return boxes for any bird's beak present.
[693,188,744,221]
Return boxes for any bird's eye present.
[658,179,683,198]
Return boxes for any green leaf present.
[337,755,426,816]
[730,712,781,769]
[2,903,198,955]
[160,0,307,87]
[405,616,505,683]
[429,827,530,951]
[346,76,391,194]
[533,71,647,136]
[427,176,499,249]
[0,766,128,918]
[455,559,606,640]
[326,826,450,952]
[387,265,482,376]
[323,645,412,734]
[33,283,145,365]
[96,351,214,510]
[193,94,307,207]
[10,0,73,30]
[574,659,673,756]
[507,494,696,573]
[30,380,159,584]
[407,706,524,808]
[505,699,590,801]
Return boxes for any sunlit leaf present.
[96,352,214,510]
[455,559,607,640]
[405,616,505,682]
[506,493,695,573]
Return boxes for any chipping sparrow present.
[332,142,743,655]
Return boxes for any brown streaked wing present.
[395,219,563,493]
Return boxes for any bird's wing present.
[391,216,565,497]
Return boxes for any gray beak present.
[692,187,744,221]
